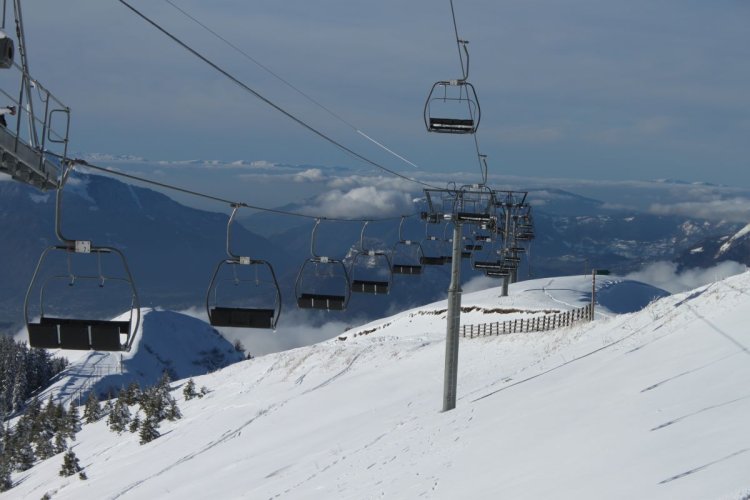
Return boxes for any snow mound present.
[36,309,244,404]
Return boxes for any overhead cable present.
[449,0,487,185]
[118,0,437,190]
[163,0,423,171]
[66,156,415,223]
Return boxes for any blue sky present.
[11,0,750,188]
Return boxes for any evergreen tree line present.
[0,396,80,490]
[0,336,68,416]
[1,371,202,492]
[97,372,184,445]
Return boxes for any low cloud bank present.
[625,261,747,294]
[301,186,414,219]
[462,275,501,294]
[649,198,750,223]
[179,306,359,357]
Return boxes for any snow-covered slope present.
[6,275,750,499]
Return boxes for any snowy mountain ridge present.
[718,223,750,256]
[5,274,750,499]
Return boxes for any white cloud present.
[462,275,500,294]
[300,186,414,219]
[625,261,747,294]
[649,198,750,223]
[293,168,326,183]
[178,306,354,357]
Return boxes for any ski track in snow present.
[658,448,750,485]
[110,344,373,499]
[640,352,740,393]
[650,395,750,431]
[684,302,750,355]
[302,345,373,395]
[111,401,283,499]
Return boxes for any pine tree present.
[103,399,114,417]
[183,379,197,400]
[0,338,67,416]
[165,397,181,422]
[0,461,11,491]
[9,414,35,471]
[140,372,179,423]
[128,413,140,434]
[29,397,57,460]
[25,397,43,438]
[65,405,82,440]
[0,428,12,492]
[13,436,35,471]
[33,429,55,461]
[59,450,82,477]
[1,424,14,472]
[53,431,66,455]
[122,382,142,406]
[138,415,160,445]
[106,397,131,434]
[83,392,102,423]
[233,339,245,355]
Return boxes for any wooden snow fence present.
[461,303,593,338]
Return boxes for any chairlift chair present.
[206,205,282,329]
[391,216,424,275]
[350,221,392,295]
[470,231,503,272]
[420,220,448,266]
[25,173,140,351]
[424,79,480,134]
[441,222,455,263]
[295,219,351,310]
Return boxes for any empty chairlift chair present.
[350,221,392,295]
[25,170,140,351]
[206,205,282,329]
[420,220,449,266]
[391,216,424,275]
[424,40,481,135]
[295,219,351,311]
[424,80,480,134]
[471,231,504,273]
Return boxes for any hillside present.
[25,309,245,408]
[4,273,750,499]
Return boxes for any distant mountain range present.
[0,174,744,333]
[675,223,750,270]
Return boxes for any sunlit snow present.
[6,274,750,499]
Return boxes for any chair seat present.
[29,317,127,351]
[428,118,475,133]
[420,256,445,266]
[392,264,422,275]
[210,307,275,328]
[297,293,346,310]
[351,280,390,294]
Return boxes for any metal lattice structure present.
[0,1,70,191]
